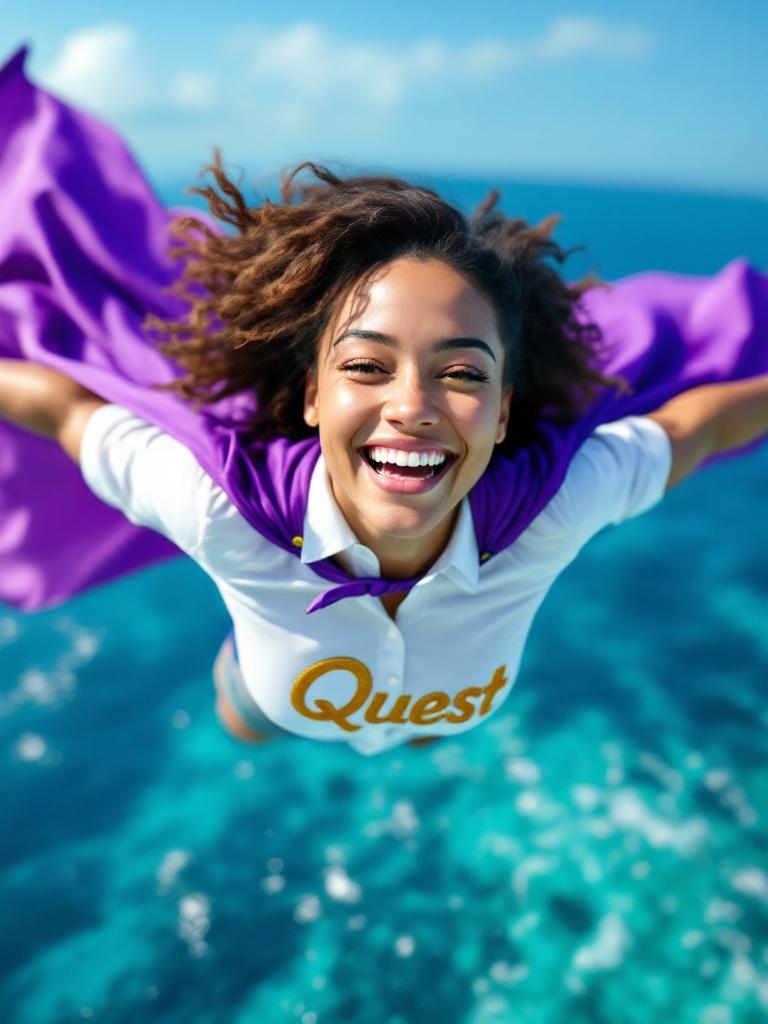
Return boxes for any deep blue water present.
[2,176,767,1024]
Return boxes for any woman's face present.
[303,256,512,570]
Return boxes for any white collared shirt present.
[80,405,672,756]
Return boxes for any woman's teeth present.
[370,447,446,467]
[363,447,450,477]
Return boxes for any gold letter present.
[479,665,509,716]
[409,692,451,725]
[291,657,372,733]
[364,692,412,725]
[444,687,483,724]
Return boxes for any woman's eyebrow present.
[333,329,497,362]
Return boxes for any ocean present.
[1,175,767,1024]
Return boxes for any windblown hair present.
[144,152,631,452]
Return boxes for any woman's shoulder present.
[520,414,672,548]
[79,403,278,569]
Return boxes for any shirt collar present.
[300,452,479,594]
[301,452,361,564]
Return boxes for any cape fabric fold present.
[1,45,767,615]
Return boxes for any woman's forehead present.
[321,257,500,354]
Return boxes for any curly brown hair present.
[144,152,631,453]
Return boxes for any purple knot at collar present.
[305,573,423,614]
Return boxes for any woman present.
[1,47,767,756]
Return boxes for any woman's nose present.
[382,370,441,426]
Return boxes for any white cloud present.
[41,24,217,118]
[461,16,652,76]
[170,71,217,112]
[40,16,652,122]
[542,16,651,59]
[240,22,450,110]
[41,24,151,115]
[236,17,651,108]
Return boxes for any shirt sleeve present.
[79,402,222,559]
[545,414,673,552]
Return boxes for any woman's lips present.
[357,448,456,495]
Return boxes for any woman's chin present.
[355,497,457,548]
[332,462,460,552]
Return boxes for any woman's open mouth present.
[357,445,457,494]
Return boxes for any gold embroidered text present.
[290,658,509,733]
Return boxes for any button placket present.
[379,617,406,736]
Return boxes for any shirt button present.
[388,626,399,640]
[387,674,399,687]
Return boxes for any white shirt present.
[80,405,672,757]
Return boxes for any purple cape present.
[1,45,767,615]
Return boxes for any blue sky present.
[3,1,767,197]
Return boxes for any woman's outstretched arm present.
[646,373,768,491]
[0,357,106,461]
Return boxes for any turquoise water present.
[1,177,767,1023]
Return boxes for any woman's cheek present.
[454,407,494,448]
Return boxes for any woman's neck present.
[335,500,459,580]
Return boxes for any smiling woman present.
[301,257,512,580]
[140,152,628,591]
[2,45,768,757]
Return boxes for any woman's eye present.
[342,361,383,375]
[342,361,489,383]
[443,369,490,383]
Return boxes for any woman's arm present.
[0,357,106,462]
[646,373,768,491]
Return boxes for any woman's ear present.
[496,385,513,444]
[303,365,319,428]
